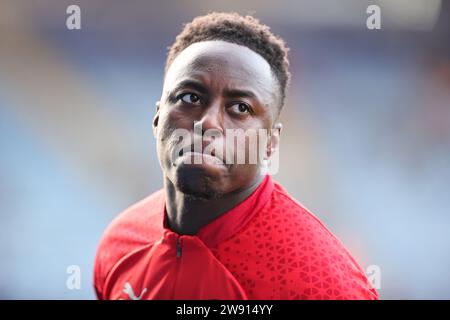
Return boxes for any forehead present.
[164,41,279,105]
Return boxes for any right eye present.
[179,93,201,105]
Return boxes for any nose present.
[195,100,224,135]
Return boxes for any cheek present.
[155,111,177,162]
[227,163,260,191]
[158,108,190,141]
[241,124,270,160]
[167,108,197,133]
[156,109,194,165]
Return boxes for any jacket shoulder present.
[93,189,165,298]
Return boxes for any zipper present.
[176,236,182,258]
[172,235,182,298]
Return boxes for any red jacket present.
[94,175,378,300]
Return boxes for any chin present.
[174,165,225,201]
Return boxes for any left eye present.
[229,103,250,114]
[179,93,201,105]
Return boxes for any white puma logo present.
[122,282,147,300]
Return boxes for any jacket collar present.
[161,175,274,248]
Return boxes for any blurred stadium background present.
[0,0,449,299]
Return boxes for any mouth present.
[176,143,225,166]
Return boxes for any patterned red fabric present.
[94,175,378,300]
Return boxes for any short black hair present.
[165,12,291,112]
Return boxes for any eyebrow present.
[224,88,258,100]
[171,78,260,101]
[171,79,209,95]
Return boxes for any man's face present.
[153,40,280,199]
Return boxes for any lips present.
[185,152,224,166]
[177,140,224,164]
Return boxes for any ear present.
[152,101,160,138]
[265,122,282,159]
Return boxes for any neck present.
[164,174,264,235]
